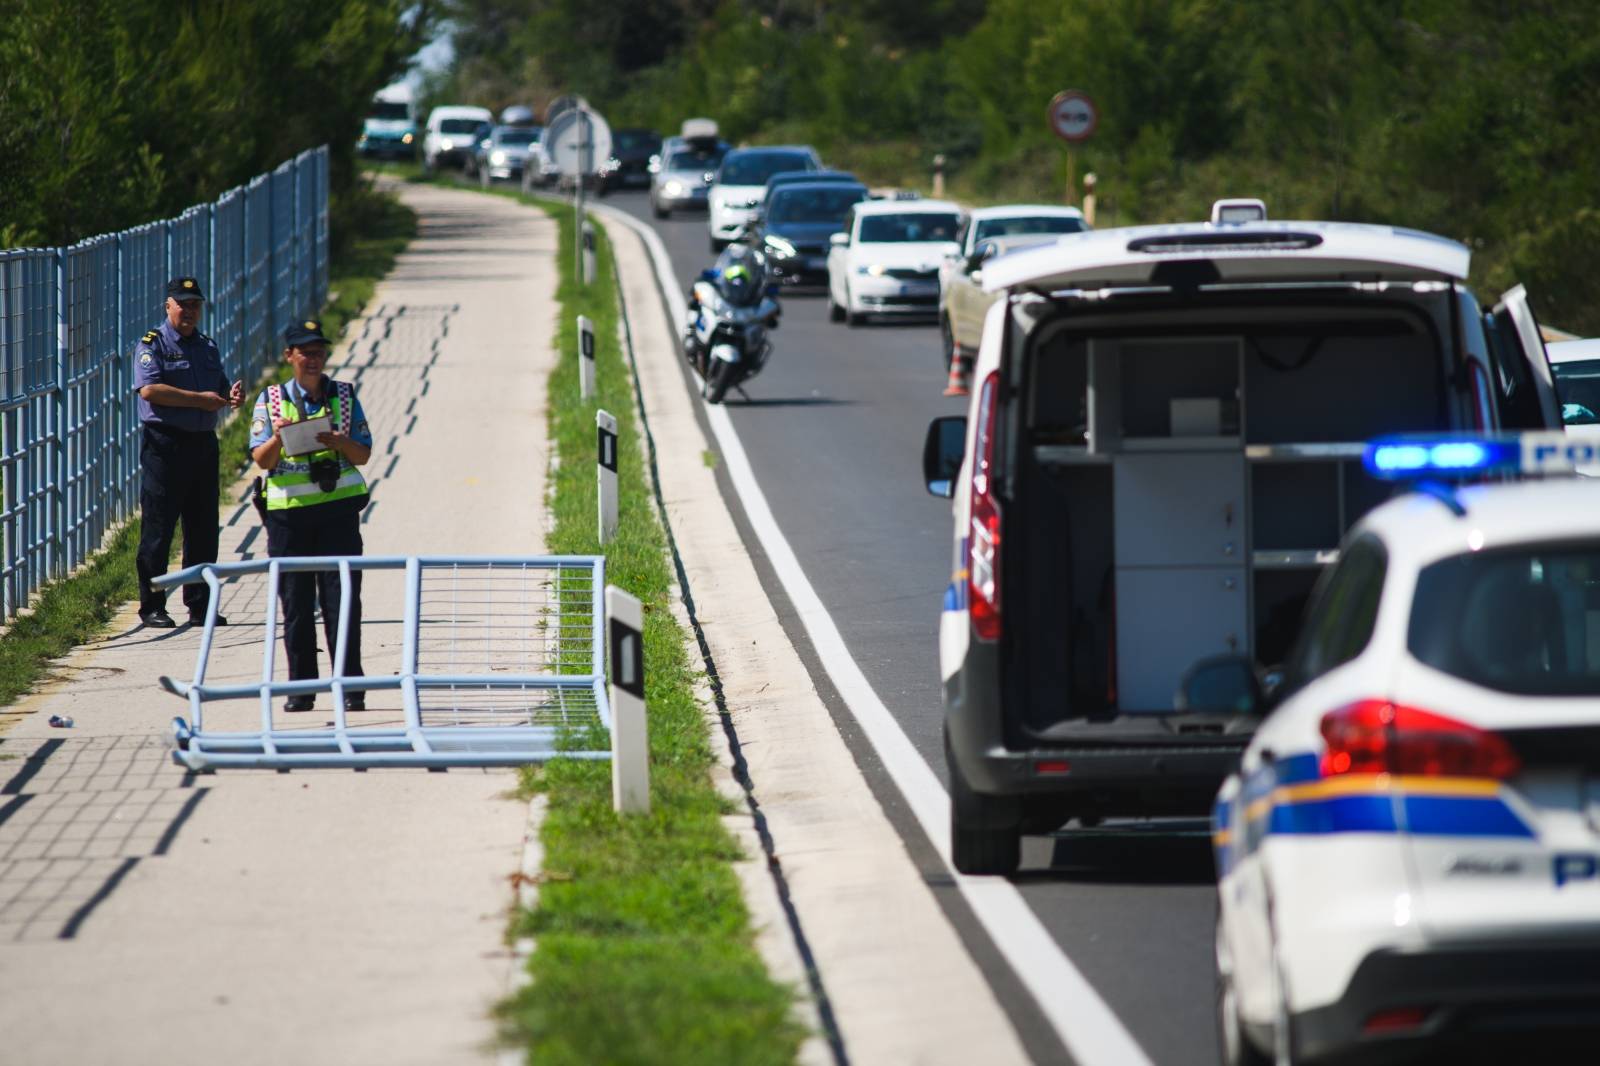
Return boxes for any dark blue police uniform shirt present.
[132,320,230,431]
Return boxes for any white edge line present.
[590,201,1156,1066]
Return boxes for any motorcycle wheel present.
[707,360,736,404]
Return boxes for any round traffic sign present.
[542,108,613,177]
[1047,90,1098,144]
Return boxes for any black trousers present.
[136,424,220,616]
[264,501,365,681]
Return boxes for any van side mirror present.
[922,415,967,498]
[1176,655,1263,715]
[830,232,849,247]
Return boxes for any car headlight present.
[401,132,414,144]
[490,150,507,166]
[764,235,796,258]
[440,138,455,151]
[663,180,685,197]
[857,264,888,276]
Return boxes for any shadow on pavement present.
[1017,824,1217,886]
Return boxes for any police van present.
[921,200,1564,875]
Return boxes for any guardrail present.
[0,146,330,619]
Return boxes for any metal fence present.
[0,146,330,619]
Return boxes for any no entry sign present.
[1048,90,1098,144]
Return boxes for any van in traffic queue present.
[921,199,1564,878]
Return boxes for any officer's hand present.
[228,380,245,409]
[271,417,293,441]
[198,392,228,412]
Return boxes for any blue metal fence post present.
[52,249,67,579]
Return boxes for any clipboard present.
[279,415,333,456]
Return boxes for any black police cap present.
[284,318,329,348]
[166,276,205,301]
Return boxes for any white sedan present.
[826,199,961,326]
[1204,434,1600,1064]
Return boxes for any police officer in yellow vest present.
[249,319,373,712]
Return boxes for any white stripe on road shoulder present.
[593,201,1155,1066]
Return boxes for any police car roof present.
[853,198,961,216]
[981,220,1470,293]
[1547,338,1600,365]
[1357,479,1600,570]
[967,203,1085,222]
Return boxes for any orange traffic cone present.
[942,357,969,397]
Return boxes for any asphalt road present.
[606,188,1221,1066]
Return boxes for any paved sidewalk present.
[0,182,558,1066]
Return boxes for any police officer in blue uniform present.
[133,276,244,628]
[249,319,374,711]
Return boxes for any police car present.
[1206,435,1600,1064]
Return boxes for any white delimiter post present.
[596,408,618,544]
[581,220,597,286]
[578,314,596,399]
[606,584,649,815]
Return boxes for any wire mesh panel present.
[153,556,614,770]
[61,237,120,570]
[243,173,273,382]
[0,250,60,613]
[270,160,296,335]
[212,188,246,385]
[294,151,316,321]
[170,205,212,290]
[314,147,330,308]
[119,222,166,512]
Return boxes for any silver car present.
[475,125,541,185]
[650,143,727,219]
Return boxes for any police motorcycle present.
[682,241,781,404]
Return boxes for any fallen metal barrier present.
[153,555,613,771]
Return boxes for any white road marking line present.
[594,203,1156,1066]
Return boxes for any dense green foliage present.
[0,0,435,247]
[438,0,1600,331]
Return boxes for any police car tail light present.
[969,370,1002,642]
[1320,701,1521,780]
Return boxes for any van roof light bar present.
[1362,432,1586,481]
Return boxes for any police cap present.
[284,318,329,348]
[166,276,205,302]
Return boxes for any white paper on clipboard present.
[279,415,333,456]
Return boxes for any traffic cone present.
[942,356,969,397]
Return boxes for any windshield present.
[440,118,483,134]
[1553,359,1600,425]
[669,148,725,171]
[496,128,539,146]
[858,213,961,243]
[975,215,1086,241]
[369,102,409,122]
[1409,542,1600,695]
[615,131,659,152]
[768,187,867,223]
[720,153,813,186]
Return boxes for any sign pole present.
[1047,89,1098,209]
[606,584,649,815]
[596,408,618,543]
[574,111,587,287]
[1066,146,1077,206]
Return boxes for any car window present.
[719,153,814,186]
[767,187,868,223]
[1283,537,1387,690]
[974,215,1087,241]
[496,129,538,146]
[669,148,724,170]
[615,131,659,152]
[369,102,409,121]
[439,118,483,134]
[1553,359,1600,425]
[1409,541,1600,695]
[857,213,961,243]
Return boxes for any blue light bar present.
[1362,432,1580,480]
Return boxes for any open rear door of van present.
[1488,285,1563,429]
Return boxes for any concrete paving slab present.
[0,181,558,1066]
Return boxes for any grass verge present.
[0,178,417,708]
[487,188,803,1064]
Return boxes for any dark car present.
[752,181,869,287]
[762,170,861,201]
[600,128,662,192]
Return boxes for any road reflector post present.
[606,584,649,815]
[581,220,597,286]
[596,408,618,544]
[578,314,596,399]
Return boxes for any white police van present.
[1206,434,1600,1064]
[922,201,1563,876]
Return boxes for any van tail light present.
[969,370,1002,642]
[1363,1006,1431,1035]
[1319,701,1520,780]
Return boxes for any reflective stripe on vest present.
[264,380,367,510]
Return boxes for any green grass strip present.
[486,188,803,1065]
[0,183,417,710]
